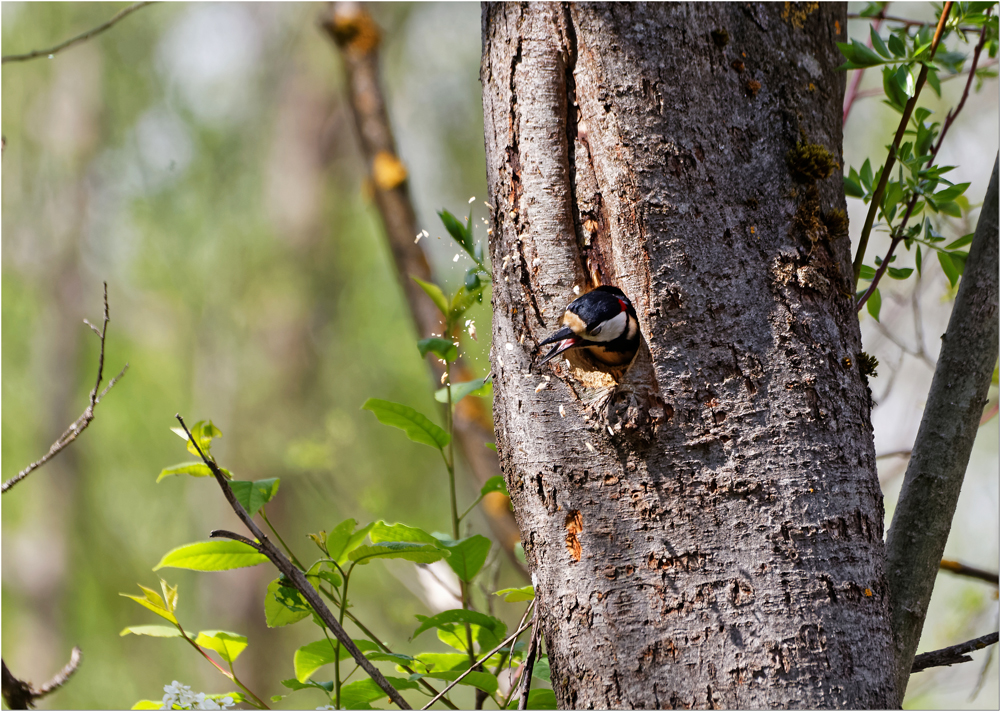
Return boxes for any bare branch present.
[516,608,541,711]
[209,529,263,551]
[2,2,155,64]
[939,559,1000,586]
[911,632,999,673]
[2,647,82,709]
[174,415,411,710]
[885,156,999,696]
[2,283,128,494]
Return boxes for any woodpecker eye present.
[590,324,603,336]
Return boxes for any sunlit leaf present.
[349,542,448,565]
[120,584,177,625]
[412,276,449,316]
[480,475,508,497]
[362,399,450,451]
[119,625,182,638]
[418,337,458,362]
[494,585,535,603]
[369,521,438,545]
[195,630,248,663]
[265,578,311,628]
[435,377,492,404]
[326,519,375,566]
[867,288,882,322]
[436,535,492,582]
[154,540,267,572]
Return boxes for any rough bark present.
[482,3,897,708]
[884,155,999,698]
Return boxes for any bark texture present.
[482,3,898,708]
[884,156,999,698]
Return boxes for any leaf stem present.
[851,1,954,288]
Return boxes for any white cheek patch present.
[588,310,627,342]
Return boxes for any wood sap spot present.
[565,509,584,562]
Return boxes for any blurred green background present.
[1,2,996,709]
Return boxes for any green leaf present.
[533,655,550,681]
[412,276,449,316]
[412,652,470,673]
[480,475,509,497]
[439,209,474,256]
[294,638,376,682]
[156,462,215,483]
[888,33,906,57]
[437,535,492,582]
[369,521,439,545]
[413,609,507,642]
[349,542,448,565]
[228,478,280,517]
[171,420,222,457]
[867,287,882,322]
[494,585,535,603]
[887,267,914,280]
[938,200,963,218]
[926,65,941,96]
[418,337,458,362]
[362,399,450,451]
[844,174,865,198]
[522,689,558,710]
[870,26,891,58]
[326,519,375,566]
[132,702,162,710]
[120,582,178,625]
[341,677,420,711]
[450,283,485,322]
[264,578,311,628]
[435,377,492,404]
[860,159,874,192]
[485,442,498,451]
[465,269,482,291]
[949,250,968,275]
[120,625,182,638]
[916,244,923,274]
[154,540,267,572]
[424,670,498,695]
[946,233,974,250]
[935,182,971,202]
[858,265,877,281]
[851,38,887,67]
[195,630,248,663]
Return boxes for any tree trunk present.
[482,3,898,708]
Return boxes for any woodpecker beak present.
[537,327,579,365]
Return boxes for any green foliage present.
[418,337,459,362]
[294,639,379,682]
[480,475,509,497]
[495,585,535,603]
[120,625,183,639]
[348,541,449,565]
[170,420,222,458]
[228,478,280,517]
[120,581,179,625]
[264,578,311,628]
[362,398,451,451]
[435,376,492,404]
[436,535,492,582]
[194,631,248,664]
[153,540,268,572]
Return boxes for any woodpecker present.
[538,285,640,368]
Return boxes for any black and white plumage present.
[537,285,640,368]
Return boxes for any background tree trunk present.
[482,3,899,708]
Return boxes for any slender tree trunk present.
[482,3,898,708]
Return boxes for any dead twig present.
[174,415,411,710]
[911,632,999,673]
[939,559,1000,586]
[2,2,155,64]
[2,647,82,709]
[517,607,541,710]
[2,283,129,494]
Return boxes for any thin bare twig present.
[516,608,541,711]
[420,603,535,711]
[2,2,154,64]
[851,2,954,288]
[174,415,411,710]
[2,647,82,709]
[856,6,990,309]
[911,632,999,673]
[939,559,1000,585]
[2,283,129,494]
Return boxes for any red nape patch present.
[618,299,627,312]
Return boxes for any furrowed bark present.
[885,155,999,699]
[483,3,898,707]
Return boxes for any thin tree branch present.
[2,283,129,494]
[852,58,999,101]
[939,559,1000,586]
[419,604,535,711]
[2,2,154,64]
[174,415,411,710]
[885,156,999,698]
[319,2,525,573]
[911,632,999,673]
[848,12,984,32]
[856,7,990,309]
[516,608,541,711]
[851,2,953,288]
[2,647,82,710]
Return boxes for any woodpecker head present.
[538,285,640,368]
